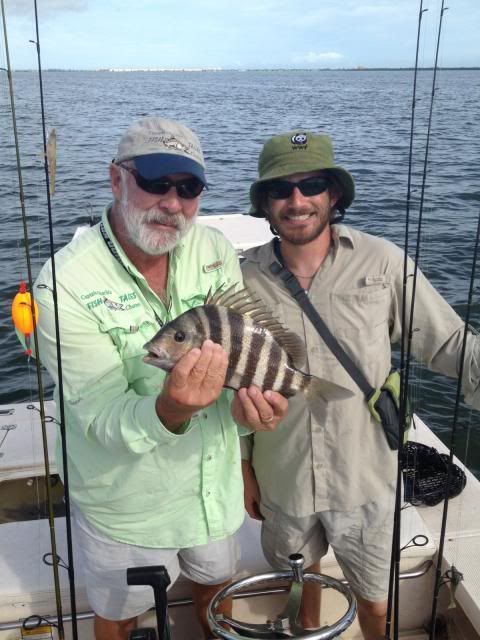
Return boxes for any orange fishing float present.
[11,281,38,356]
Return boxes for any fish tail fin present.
[304,375,353,420]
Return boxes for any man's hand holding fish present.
[231,386,287,432]
[155,340,229,431]
[154,338,288,433]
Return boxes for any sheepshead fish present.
[143,285,351,406]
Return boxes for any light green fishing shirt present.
[34,207,245,548]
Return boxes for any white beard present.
[118,181,197,255]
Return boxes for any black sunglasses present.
[116,162,205,199]
[263,176,329,200]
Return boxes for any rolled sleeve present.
[461,331,480,409]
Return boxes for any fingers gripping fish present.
[143,285,352,413]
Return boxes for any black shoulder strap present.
[270,238,375,399]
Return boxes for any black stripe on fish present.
[279,366,295,397]
[299,374,309,393]
[262,340,282,392]
[240,330,266,389]
[203,304,223,345]
[225,309,245,386]
[190,307,208,342]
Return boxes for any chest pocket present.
[177,277,236,316]
[331,284,391,349]
[103,316,159,361]
[180,292,208,311]
[103,316,164,393]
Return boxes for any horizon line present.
[12,65,480,72]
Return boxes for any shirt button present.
[203,413,208,419]
[206,455,212,461]
[205,490,211,497]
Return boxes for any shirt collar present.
[332,223,355,250]
[101,204,143,278]
[251,223,355,275]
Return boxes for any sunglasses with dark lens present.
[263,176,329,200]
[116,163,205,199]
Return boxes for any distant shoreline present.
[12,66,480,73]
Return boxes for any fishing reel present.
[207,553,357,639]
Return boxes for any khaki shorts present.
[73,507,240,621]
[260,494,394,603]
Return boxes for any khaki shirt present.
[241,224,480,515]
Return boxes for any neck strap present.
[269,238,375,399]
[99,220,166,326]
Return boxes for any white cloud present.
[293,51,344,65]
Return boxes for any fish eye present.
[174,330,186,342]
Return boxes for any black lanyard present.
[99,221,165,327]
[270,238,374,399]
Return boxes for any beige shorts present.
[73,507,240,621]
[260,494,394,603]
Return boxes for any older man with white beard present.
[33,117,287,640]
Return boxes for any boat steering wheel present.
[207,554,357,639]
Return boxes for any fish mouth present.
[142,344,174,371]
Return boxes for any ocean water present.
[0,69,479,478]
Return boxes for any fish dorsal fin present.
[204,283,237,305]
[207,284,306,368]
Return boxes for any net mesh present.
[402,441,467,507]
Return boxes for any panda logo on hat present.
[291,133,308,145]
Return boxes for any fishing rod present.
[394,3,449,638]
[386,1,449,637]
[427,210,480,639]
[402,0,448,418]
[30,0,79,637]
[0,0,66,637]
[384,2,427,637]
[428,214,479,637]
[427,100,477,636]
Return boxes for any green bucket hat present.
[249,131,355,217]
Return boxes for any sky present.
[2,0,479,70]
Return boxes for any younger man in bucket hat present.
[241,130,480,639]
[33,117,287,640]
